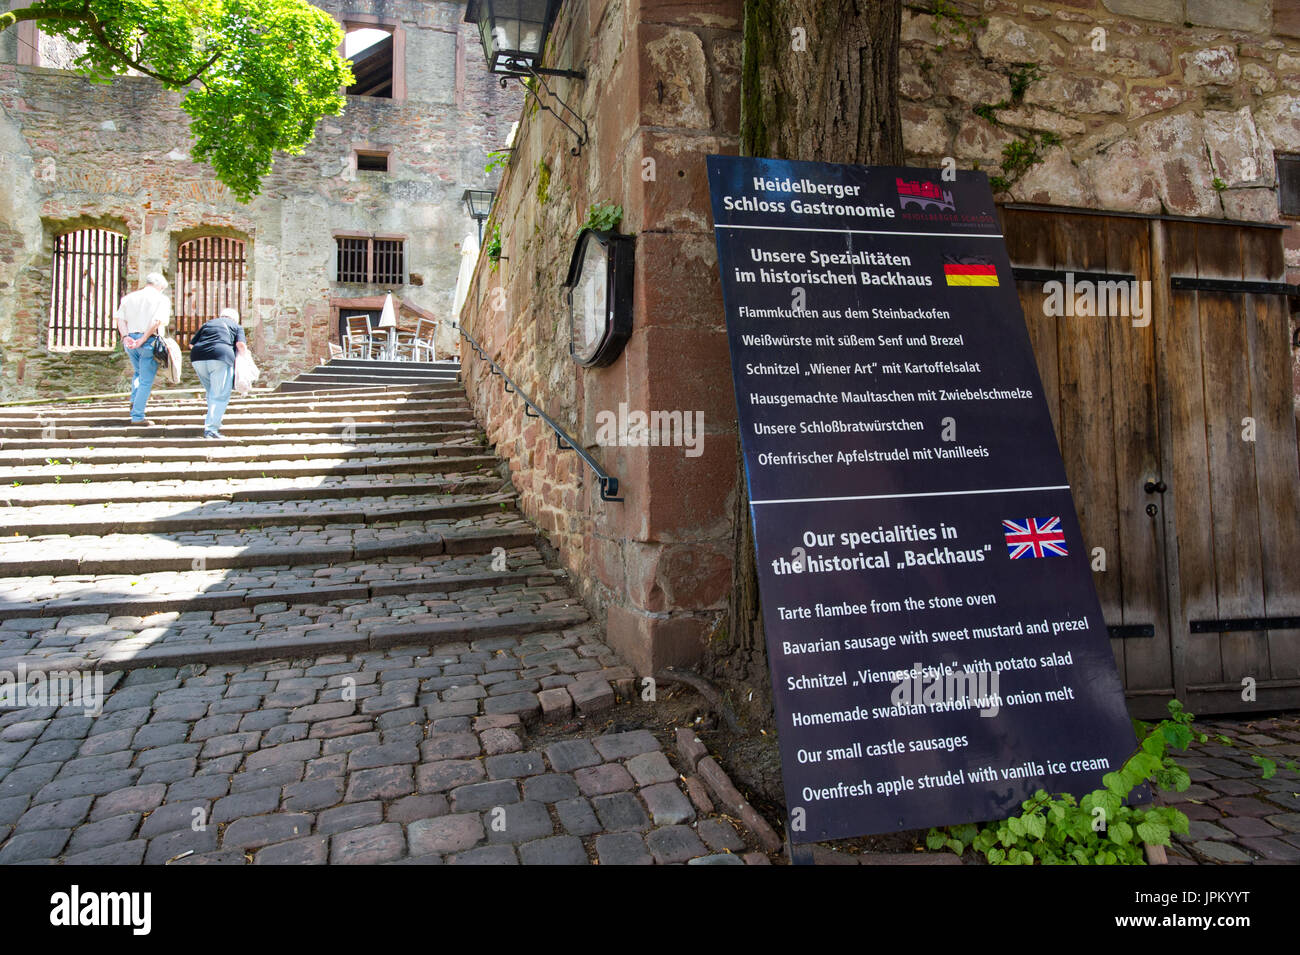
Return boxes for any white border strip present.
[715,223,1005,239]
[751,484,1070,505]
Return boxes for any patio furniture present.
[411,317,439,362]
[344,315,376,359]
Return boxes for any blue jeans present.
[192,359,234,435]
[125,333,159,421]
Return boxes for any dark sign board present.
[706,155,1137,843]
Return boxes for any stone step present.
[0,513,537,576]
[290,374,459,388]
[275,380,447,394]
[305,365,460,380]
[0,420,479,442]
[0,584,589,673]
[0,474,502,507]
[0,437,483,467]
[328,358,462,371]
[1,490,517,537]
[0,451,500,485]
[0,426,475,450]
[0,387,468,419]
[0,400,472,427]
[0,547,557,619]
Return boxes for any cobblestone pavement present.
[0,385,776,864]
[1155,714,1300,864]
[0,631,771,865]
[4,386,1294,865]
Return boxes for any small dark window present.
[1279,155,1300,217]
[335,236,404,285]
[357,151,389,172]
[346,29,394,98]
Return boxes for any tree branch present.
[2,3,225,87]
[0,6,93,33]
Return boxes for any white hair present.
[219,307,240,322]
[146,272,168,291]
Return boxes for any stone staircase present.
[0,381,590,675]
[278,357,461,393]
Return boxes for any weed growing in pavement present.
[927,700,1296,864]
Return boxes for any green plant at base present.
[486,222,504,272]
[927,700,1214,864]
[1212,176,1228,192]
[581,201,623,234]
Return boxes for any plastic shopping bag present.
[234,352,260,394]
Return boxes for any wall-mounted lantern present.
[461,188,496,244]
[564,228,633,367]
[464,0,588,154]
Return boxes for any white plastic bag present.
[233,352,260,394]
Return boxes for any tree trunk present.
[706,0,903,734]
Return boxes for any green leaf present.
[987,847,1006,864]
[1252,755,1277,780]
[1108,820,1134,845]
[1136,820,1171,846]
[1024,813,1047,840]
[925,829,947,851]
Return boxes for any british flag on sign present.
[1003,517,1069,559]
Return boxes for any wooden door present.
[1005,208,1300,715]
[1003,209,1174,712]
[1159,220,1300,715]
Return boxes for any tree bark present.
[707,0,903,734]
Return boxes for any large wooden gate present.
[173,236,248,350]
[1003,207,1300,716]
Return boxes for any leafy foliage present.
[485,148,514,174]
[927,701,1217,864]
[581,200,623,234]
[485,222,503,272]
[1008,62,1043,102]
[1,0,353,201]
[929,0,987,48]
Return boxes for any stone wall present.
[898,1,1300,263]
[459,0,1300,677]
[0,0,520,400]
[459,0,744,674]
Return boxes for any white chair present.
[411,317,439,362]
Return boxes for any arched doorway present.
[173,235,248,350]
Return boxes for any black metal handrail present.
[448,321,623,502]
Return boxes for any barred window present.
[336,236,405,284]
[48,228,128,351]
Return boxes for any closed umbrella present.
[378,292,398,359]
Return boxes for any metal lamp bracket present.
[500,65,588,155]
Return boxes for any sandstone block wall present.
[460,0,744,674]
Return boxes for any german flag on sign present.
[943,255,999,287]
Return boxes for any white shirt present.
[115,286,170,336]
